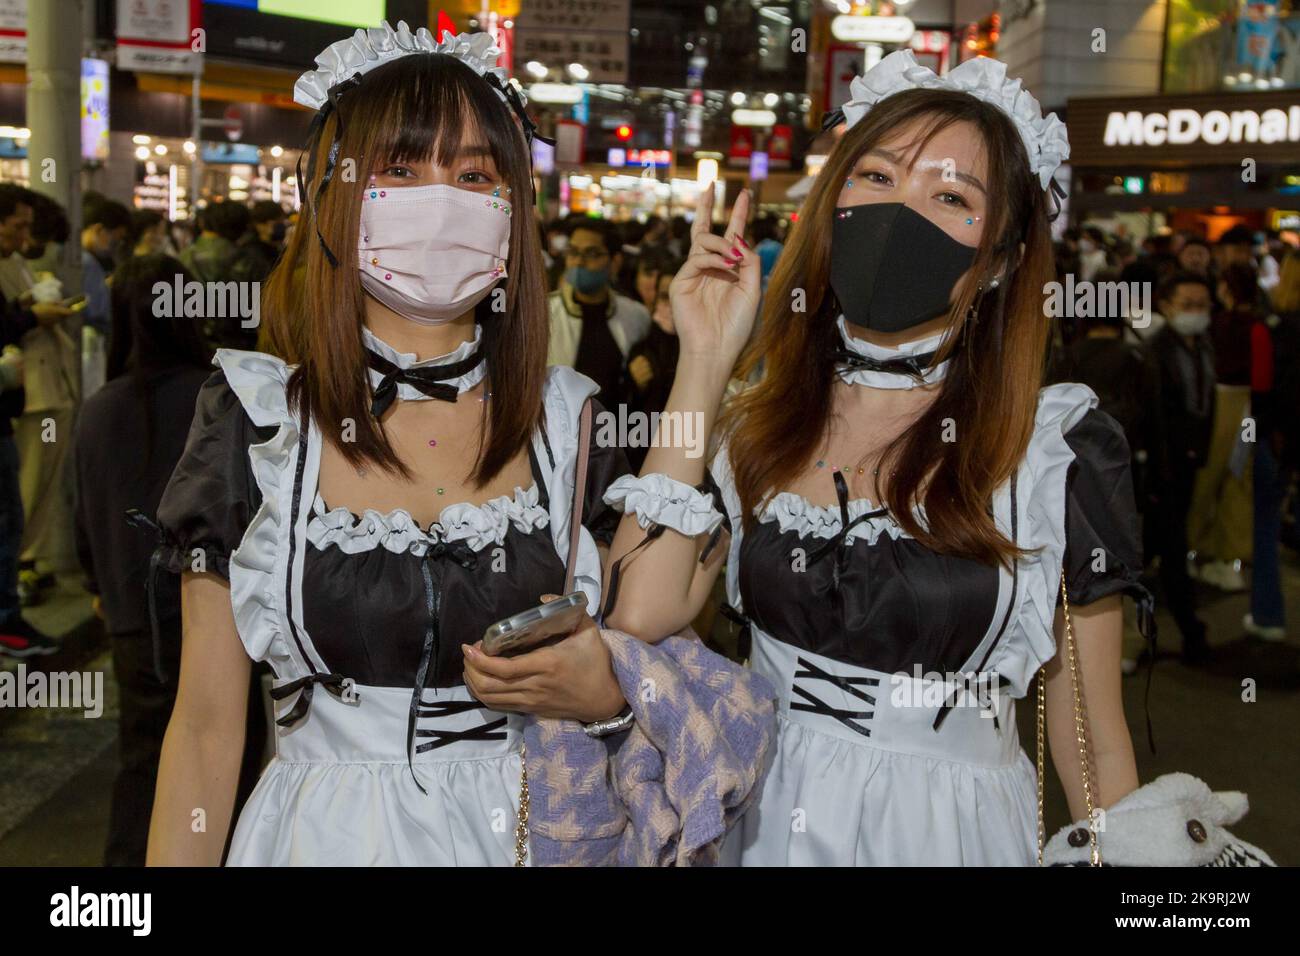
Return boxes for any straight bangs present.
[260,51,549,486]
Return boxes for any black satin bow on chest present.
[807,469,889,587]
[366,344,485,418]
[831,345,942,383]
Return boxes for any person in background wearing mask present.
[1145,273,1216,663]
[1189,262,1263,592]
[128,210,170,258]
[0,184,72,656]
[546,217,650,402]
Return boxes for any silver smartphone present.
[481,592,589,657]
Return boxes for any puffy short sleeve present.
[155,369,274,578]
[1062,408,1145,605]
[581,397,633,546]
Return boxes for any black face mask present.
[829,202,977,334]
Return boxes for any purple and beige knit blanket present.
[522,627,778,866]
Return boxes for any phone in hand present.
[481,592,588,657]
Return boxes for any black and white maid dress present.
[156,325,628,865]
[603,315,1150,866]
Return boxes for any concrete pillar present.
[24,0,84,294]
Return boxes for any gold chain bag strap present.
[1035,569,1102,866]
[514,397,594,867]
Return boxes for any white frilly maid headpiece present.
[294,21,517,112]
[291,21,547,267]
[827,51,1070,194]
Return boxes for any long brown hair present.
[722,88,1054,566]
[261,52,549,485]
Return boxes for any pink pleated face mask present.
[358,183,512,325]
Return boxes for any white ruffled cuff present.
[603,473,724,537]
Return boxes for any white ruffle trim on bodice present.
[602,473,724,537]
[306,483,549,555]
[705,382,1100,699]
[757,491,912,548]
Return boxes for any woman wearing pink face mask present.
[145,24,631,866]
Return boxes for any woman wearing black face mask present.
[600,53,1152,866]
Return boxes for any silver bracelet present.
[582,705,634,738]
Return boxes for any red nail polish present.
[737,236,749,248]
[731,247,741,258]
[723,256,737,265]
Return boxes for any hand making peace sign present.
[669,184,762,372]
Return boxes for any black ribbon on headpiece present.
[480,71,556,150]
[821,108,847,132]
[1046,177,1066,223]
[365,343,485,418]
[297,72,364,268]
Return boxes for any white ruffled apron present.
[217,350,604,866]
[229,683,526,866]
[714,383,1098,866]
[721,630,1037,866]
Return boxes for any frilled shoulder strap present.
[210,350,318,675]
[538,366,602,611]
[981,382,1098,697]
[214,348,295,429]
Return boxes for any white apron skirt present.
[228,683,526,866]
[723,631,1038,866]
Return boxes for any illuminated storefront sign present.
[1069,90,1300,165]
[1103,106,1300,146]
[830,15,915,45]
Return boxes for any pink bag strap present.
[563,397,593,596]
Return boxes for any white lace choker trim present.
[835,314,953,390]
[362,324,487,400]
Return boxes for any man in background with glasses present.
[547,219,650,402]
